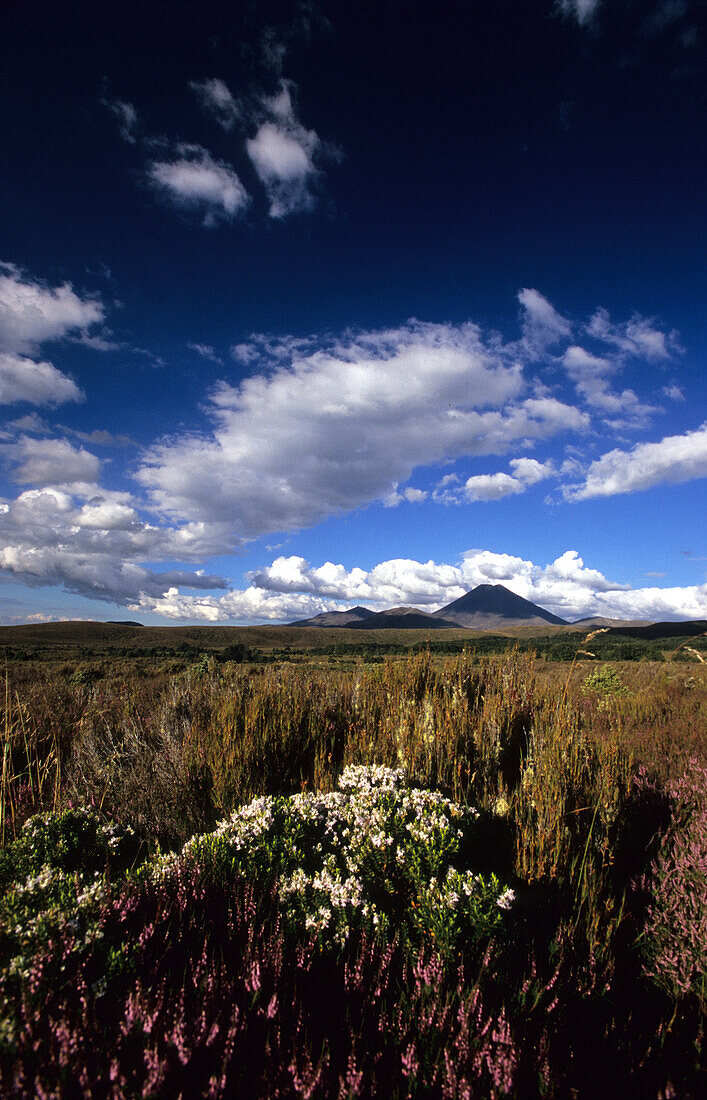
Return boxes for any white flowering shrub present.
[180,765,515,951]
[0,808,143,976]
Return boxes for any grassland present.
[0,631,705,1097]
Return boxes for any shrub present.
[641,761,707,1008]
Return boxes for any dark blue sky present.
[0,0,705,623]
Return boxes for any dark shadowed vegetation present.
[0,641,704,1097]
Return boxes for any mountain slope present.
[434,584,568,628]
[347,607,459,630]
[289,606,376,627]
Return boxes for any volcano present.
[433,584,568,628]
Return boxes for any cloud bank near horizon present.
[128,548,707,624]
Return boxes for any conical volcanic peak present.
[434,584,568,628]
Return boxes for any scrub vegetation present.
[0,642,705,1097]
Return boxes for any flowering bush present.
[175,764,514,951]
[0,807,145,985]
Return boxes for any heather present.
[0,648,705,1097]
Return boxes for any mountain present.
[290,585,567,630]
[289,605,377,627]
[347,607,459,630]
[433,584,569,628]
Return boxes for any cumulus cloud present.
[0,482,232,605]
[2,436,101,487]
[0,263,104,356]
[438,457,556,503]
[0,263,107,407]
[556,0,601,26]
[433,458,555,504]
[147,146,249,226]
[189,78,240,129]
[566,423,707,499]
[0,353,83,407]
[132,548,707,624]
[384,486,428,507]
[136,319,587,539]
[246,81,328,217]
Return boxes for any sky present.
[0,0,705,626]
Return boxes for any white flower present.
[496,888,515,910]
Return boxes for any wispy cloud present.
[0,262,104,355]
[562,345,660,428]
[556,0,602,27]
[246,81,333,218]
[518,287,572,356]
[0,354,83,408]
[189,78,240,130]
[102,96,139,143]
[586,307,682,361]
[188,342,223,364]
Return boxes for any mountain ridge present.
[291,583,569,629]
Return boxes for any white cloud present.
[0,263,106,407]
[518,288,572,355]
[0,263,104,355]
[136,320,587,539]
[0,353,83,407]
[436,456,556,503]
[557,0,601,26]
[189,78,240,130]
[2,436,101,487]
[662,384,685,401]
[147,148,249,226]
[562,345,659,426]
[586,308,681,361]
[188,342,223,364]
[246,81,324,217]
[566,423,707,499]
[131,585,332,624]
[509,457,555,484]
[132,548,707,624]
[0,481,232,605]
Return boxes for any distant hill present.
[290,606,376,627]
[606,620,707,641]
[433,584,568,628]
[347,607,459,630]
[571,617,653,628]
